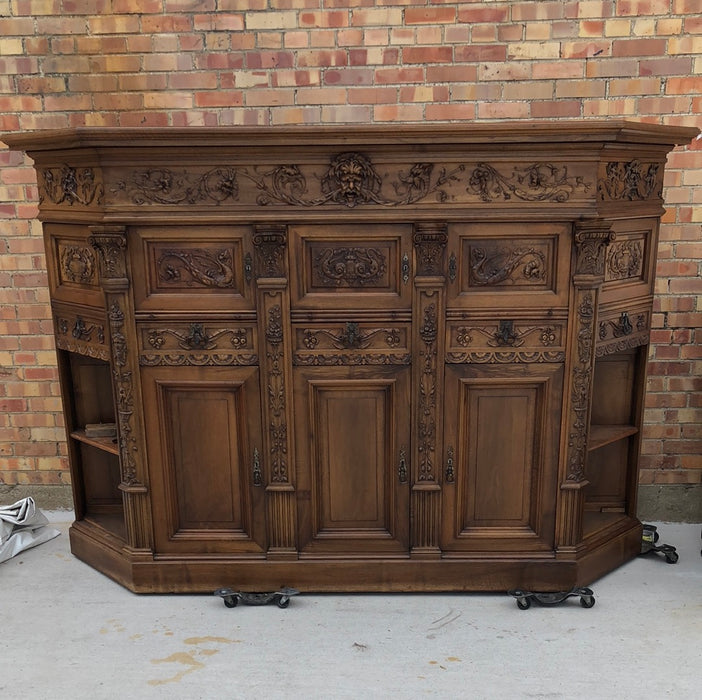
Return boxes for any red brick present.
[425,103,477,121]
[617,0,671,15]
[324,69,373,86]
[455,45,508,62]
[405,7,456,24]
[374,67,425,84]
[425,65,478,83]
[402,47,453,64]
[612,38,667,56]
[531,100,582,118]
[457,6,510,23]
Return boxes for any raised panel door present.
[142,365,266,554]
[441,363,562,553]
[294,366,411,556]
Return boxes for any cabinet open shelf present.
[70,429,120,455]
[588,424,639,452]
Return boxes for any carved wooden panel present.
[293,322,410,366]
[131,226,254,312]
[142,366,266,554]
[138,321,257,366]
[294,368,410,555]
[45,224,104,308]
[442,364,561,552]
[600,219,657,305]
[289,224,411,311]
[445,316,566,364]
[447,223,570,310]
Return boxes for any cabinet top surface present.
[4,120,699,153]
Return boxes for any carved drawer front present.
[600,218,657,305]
[289,224,412,311]
[45,224,104,308]
[54,306,109,361]
[138,320,258,367]
[596,303,650,358]
[131,226,254,312]
[293,322,411,366]
[446,222,570,310]
[445,316,566,364]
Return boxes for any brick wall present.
[1,1,700,493]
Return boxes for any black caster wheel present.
[516,597,531,610]
[665,551,679,564]
[223,596,238,608]
[580,595,595,608]
[277,596,290,608]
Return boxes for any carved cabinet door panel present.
[441,363,562,553]
[141,365,266,555]
[294,365,411,556]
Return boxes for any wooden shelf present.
[588,424,638,452]
[70,429,120,455]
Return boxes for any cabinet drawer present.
[445,316,566,364]
[130,226,255,312]
[293,322,411,366]
[446,222,571,310]
[600,218,657,305]
[54,305,110,361]
[45,224,104,309]
[138,320,258,366]
[289,224,412,311]
[596,303,651,357]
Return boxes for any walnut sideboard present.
[6,121,697,593]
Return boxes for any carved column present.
[556,221,615,552]
[253,224,297,559]
[89,226,153,552]
[410,223,447,558]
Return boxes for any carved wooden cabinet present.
[7,121,696,593]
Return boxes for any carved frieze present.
[107,152,592,209]
[598,160,662,201]
[446,349,566,364]
[59,244,96,285]
[39,165,103,206]
[468,162,589,202]
[115,167,239,205]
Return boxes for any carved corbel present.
[413,222,448,277]
[573,222,615,279]
[89,226,129,291]
[253,224,287,278]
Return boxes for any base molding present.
[67,518,646,595]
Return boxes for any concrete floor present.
[1,515,700,700]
